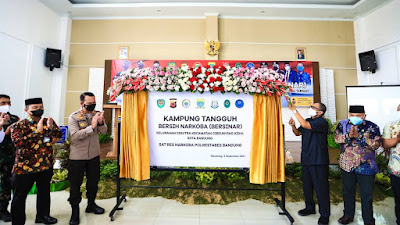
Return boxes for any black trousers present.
[68,156,100,206]
[390,174,400,225]
[341,169,375,224]
[11,169,53,225]
[302,165,331,218]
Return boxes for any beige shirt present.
[68,109,107,160]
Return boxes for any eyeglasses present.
[310,105,322,111]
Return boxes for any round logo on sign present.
[182,99,190,108]
[224,100,230,108]
[235,99,244,108]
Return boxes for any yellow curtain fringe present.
[250,94,285,184]
[120,91,150,181]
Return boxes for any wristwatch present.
[292,110,298,114]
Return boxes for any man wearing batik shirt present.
[10,98,62,225]
[382,104,400,225]
[335,105,381,225]
[0,95,19,222]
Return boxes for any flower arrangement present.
[107,65,293,101]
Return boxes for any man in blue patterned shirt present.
[335,105,381,225]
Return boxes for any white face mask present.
[0,105,10,113]
[308,108,317,117]
[285,66,291,71]
[396,111,400,120]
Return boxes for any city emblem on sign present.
[235,99,244,108]
[224,100,231,108]
[211,100,219,109]
[157,99,165,108]
[170,98,177,108]
[182,99,190,108]
[196,99,205,109]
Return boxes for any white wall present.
[0,0,71,125]
[354,0,400,85]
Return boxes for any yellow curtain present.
[250,94,285,184]
[120,91,150,181]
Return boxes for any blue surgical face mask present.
[349,116,363,125]
[297,66,304,72]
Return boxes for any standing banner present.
[147,91,253,167]
[110,60,314,107]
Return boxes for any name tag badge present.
[44,137,51,143]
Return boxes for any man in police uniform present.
[0,95,19,222]
[68,92,107,225]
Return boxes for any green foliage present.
[224,172,246,183]
[172,170,197,180]
[328,166,341,179]
[172,168,246,184]
[375,172,391,187]
[328,134,340,149]
[100,159,118,180]
[98,132,112,144]
[285,163,302,178]
[52,169,68,183]
[53,139,70,169]
[150,171,172,180]
[376,154,389,175]
[195,172,216,184]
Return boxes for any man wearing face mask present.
[382,104,400,225]
[335,105,381,225]
[67,92,107,225]
[283,62,298,83]
[10,97,62,224]
[288,100,330,225]
[296,62,311,85]
[0,95,19,222]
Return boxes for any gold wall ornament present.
[204,40,220,57]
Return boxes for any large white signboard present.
[147,91,254,168]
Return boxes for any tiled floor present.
[10,191,396,225]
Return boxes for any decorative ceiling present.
[40,0,392,20]
[68,0,361,5]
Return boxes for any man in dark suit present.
[288,100,330,225]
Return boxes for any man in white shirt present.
[382,104,400,225]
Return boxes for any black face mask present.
[31,109,44,117]
[84,104,96,112]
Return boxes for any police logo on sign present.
[170,98,177,108]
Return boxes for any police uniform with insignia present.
[67,107,107,223]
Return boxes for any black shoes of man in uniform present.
[35,215,58,224]
[85,202,105,214]
[69,202,104,225]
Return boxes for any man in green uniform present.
[0,94,19,222]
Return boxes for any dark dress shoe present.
[35,216,58,224]
[69,218,80,225]
[69,207,80,225]
[0,210,11,222]
[85,203,105,214]
[338,215,354,224]
[318,216,329,225]
[298,208,316,216]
